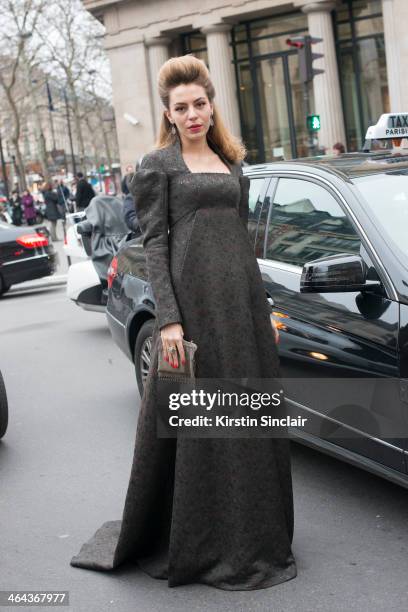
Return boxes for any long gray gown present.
[69,135,297,590]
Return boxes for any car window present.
[247,177,266,247]
[254,177,276,258]
[353,173,408,268]
[265,178,361,266]
[248,177,264,219]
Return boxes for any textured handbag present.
[157,338,198,382]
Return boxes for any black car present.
[106,150,408,488]
[0,222,57,295]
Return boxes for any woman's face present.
[165,83,213,144]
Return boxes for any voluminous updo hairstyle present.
[155,54,246,164]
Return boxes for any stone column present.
[200,23,241,137]
[382,0,403,111]
[300,0,346,152]
[145,36,171,137]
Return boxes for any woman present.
[70,55,297,590]
[41,182,60,241]
[21,189,36,226]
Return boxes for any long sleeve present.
[128,153,183,330]
[122,193,140,233]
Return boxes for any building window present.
[180,32,208,66]
[231,12,311,163]
[334,0,389,152]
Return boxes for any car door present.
[257,174,404,473]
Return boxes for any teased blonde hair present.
[155,54,246,164]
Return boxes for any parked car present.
[0,370,8,439]
[0,222,56,295]
[104,142,408,489]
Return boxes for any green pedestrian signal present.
[307,115,321,131]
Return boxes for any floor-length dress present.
[70,135,297,590]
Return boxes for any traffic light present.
[286,35,324,83]
[307,115,321,131]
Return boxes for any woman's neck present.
[179,135,212,158]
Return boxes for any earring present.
[171,124,176,135]
[209,115,214,127]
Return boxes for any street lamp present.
[0,130,9,200]
[62,88,77,177]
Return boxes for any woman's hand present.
[160,323,185,368]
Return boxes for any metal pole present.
[46,81,57,152]
[0,130,9,200]
[302,81,316,157]
[63,88,77,176]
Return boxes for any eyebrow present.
[173,97,206,106]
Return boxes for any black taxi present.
[106,113,408,489]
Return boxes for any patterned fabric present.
[70,136,297,590]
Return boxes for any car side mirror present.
[300,253,382,293]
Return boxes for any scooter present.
[66,195,130,313]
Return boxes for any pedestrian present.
[55,180,70,237]
[10,190,23,226]
[333,142,346,156]
[21,189,37,226]
[55,180,70,215]
[74,172,96,211]
[70,54,297,590]
[41,182,60,241]
[121,165,142,237]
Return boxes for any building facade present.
[83,0,407,169]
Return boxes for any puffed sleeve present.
[238,165,250,228]
[128,152,183,330]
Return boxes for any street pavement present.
[1,282,408,612]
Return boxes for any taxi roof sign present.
[365,113,408,140]
[363,113,408,152]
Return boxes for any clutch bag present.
[157,338,198,382]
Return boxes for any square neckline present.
[173,136,234,176]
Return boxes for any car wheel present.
[134,319,155,397]
[0,370,9,439]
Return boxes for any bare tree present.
[35,0,106,173]
[84,71,116,173]
[0,0,47,190]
